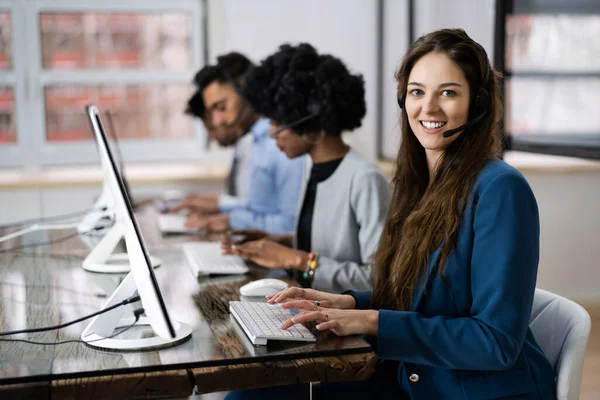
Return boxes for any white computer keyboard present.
[158,214,203,235]
[182,242,249,276]
[229,301,316,345]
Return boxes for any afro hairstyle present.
[240,43,366,136]
[185,52,254,119]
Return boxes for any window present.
[0,9,15,145]
[0,86,15,143]
[501,1,600,160]
[0,0,206,168]
[0,11,11,70]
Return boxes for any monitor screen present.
[86,104,176,339]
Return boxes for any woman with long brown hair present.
[226,29,555,399]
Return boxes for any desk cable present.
[0,294,144,345]
[0,308,144,346]
[0,293,141,337]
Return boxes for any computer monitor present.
[81,104,192,350]
[104,109,136,208]
[81,106,161,273]
[76,110,135,240]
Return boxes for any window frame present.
[500,1,600,160]
[1,0,208,168]
[0,1,29,167]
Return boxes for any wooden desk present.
[0,207,376,399]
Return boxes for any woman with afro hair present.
[221,43,391,293]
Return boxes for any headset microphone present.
[442,112,487,138]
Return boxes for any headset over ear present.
[397,94,405,109]
[470,62,491,117]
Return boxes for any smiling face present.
[405,51,471,164]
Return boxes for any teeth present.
[421,121,446,129]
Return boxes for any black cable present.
[0,294,141,336]
[0,208,92,230]
[0,308,144,346]
[0,231,81,255]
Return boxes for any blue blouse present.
[352,159,555,399]
[221,117,305,235]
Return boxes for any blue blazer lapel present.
[411,246,443,311]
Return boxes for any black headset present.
[397,58,491,139]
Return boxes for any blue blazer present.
[352,159,555,399]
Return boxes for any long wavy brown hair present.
[372,29,503,311]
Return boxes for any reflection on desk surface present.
[0,206,372,385]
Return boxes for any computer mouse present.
[239,279,289,297]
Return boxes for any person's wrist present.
[340,294,356,310]
[289,250,309,271]
[366,310,379,336]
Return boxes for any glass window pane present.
[44,85,194,142]
[0,86,16,143]
[506,78,600,135]
[40,12,192,70]
[506,15,600,72]
[0,11,11,70]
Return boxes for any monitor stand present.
[82,222,161,273]
[81,272,192,351]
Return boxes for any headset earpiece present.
[472,87,490,117]
[397,94,405,109]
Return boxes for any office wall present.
[525,171,600,302]
[207,0,379,160]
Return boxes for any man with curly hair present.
[170,52,305,235]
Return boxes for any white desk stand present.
[81,272,192,351]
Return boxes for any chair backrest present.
[529,288,592,400]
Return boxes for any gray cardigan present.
[293,149,391,293]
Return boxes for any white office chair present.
[529,288,592,400]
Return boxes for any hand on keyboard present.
[169,194,220,214]
[267,286,357,310]
[229,301,316,345]
[279,304,379,338]
[157,214,204,235]
[222,231,294,255]
[227,239,307,270]
[185,213,230,233]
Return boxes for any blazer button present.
[409,373,419,383]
